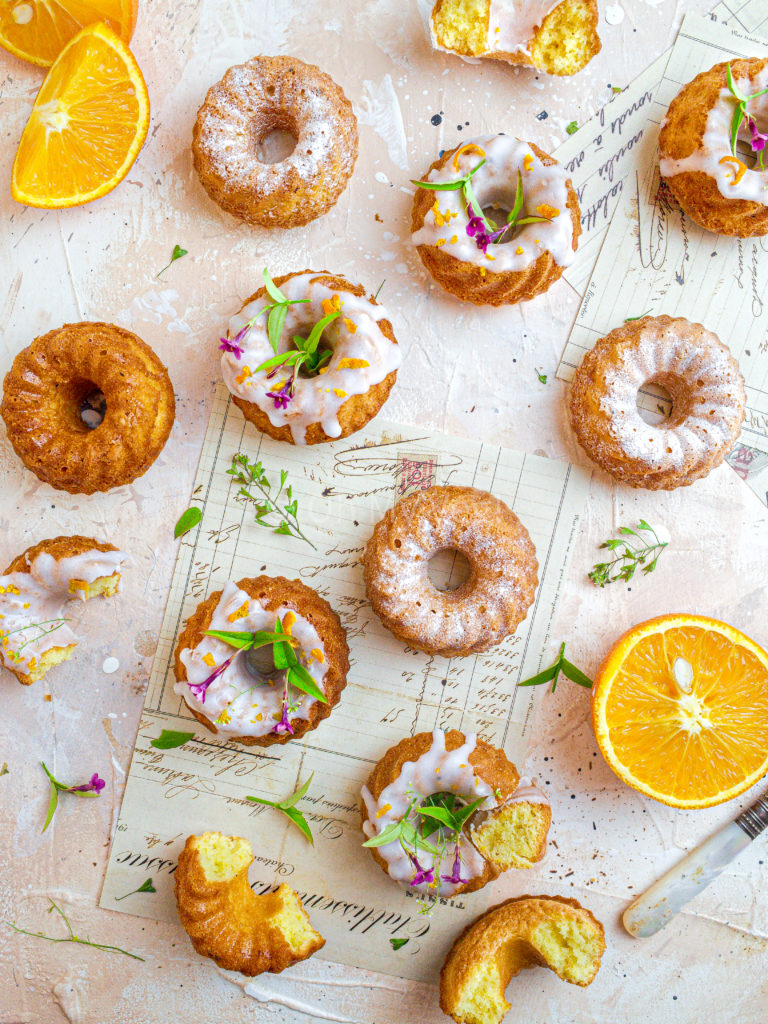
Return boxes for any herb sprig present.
[219,268,309,361]
[40,762,105,833]
[115,878,156,901]
[7,899,144,960]
[726,63,768,170]
[588,520,668,587]
[519,643,593,692]
[247,773,315,843]
[228,452,315,549]
[156,244,188,278]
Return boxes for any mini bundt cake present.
[363,485,538,657]
[174,576,349,746]
[659,58,768,237]
[360,729,550,898]
[193,55,358,228]
[411,137,580,306]
[175,832,325,976]
[430,0,600,76]
[1,321,175,494]
[440,895,606,1024]
[569,315,746,489]
[220,270,401,444]
[0,535,125,685]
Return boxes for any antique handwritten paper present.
[100,385,589,983]
[557,15,768,447]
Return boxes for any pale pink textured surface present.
[1,1,767,1022]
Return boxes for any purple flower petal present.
[440,845,469,886]
[219,337,244,359]
[272,691,294,735]
[189,651,238,704]
[266,379,294,410]
[408,851,435,887]
[66,773,106,795]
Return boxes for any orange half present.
[592,614,768,808]
[11,21,149,208]
[0,0,137,67]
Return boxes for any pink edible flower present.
[465,204,507,254]
[266,379,294,410]
[441,845,469,886]
[408,852,435,888]
[66,773,106,795]
[219,324,249,359]
[189,651,238,704]
[746,114,768,154]
[273,692,294,735]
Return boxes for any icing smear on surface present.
[411,135,575,272]
[0,549,125,676]
[222,273,401,444]
[176,581,327,739]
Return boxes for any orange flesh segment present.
[0,0,136,67]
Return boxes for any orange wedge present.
[11,22,149,209]
[592,614,768,808]
[0,0,137,67]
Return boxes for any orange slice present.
[0,0,137,67]
[592,614,768,809]
[11,22,149,209]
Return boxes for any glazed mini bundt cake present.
[569,315,745,489]
[174,576,349,746]
[659,58,768,237]
[1,321,175,494]
[220,270,401,444]
[431,0,600,76]
[411,137,580,306]
[193,55,358,228]
[175,832,325,976]
[360,729,551,898]
[440,895,606,1024]
[363,485,538,657]
[0,535,125,685]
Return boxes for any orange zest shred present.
[523,154,534,172]
[310,647,325,663]
[333,388,348,398]
[227,601,249,623]
[337,357,369,369]
[452,142,486,171]
[719,155,747,184]
[321,294,342,316]
[343,318,357,333]
[282,611,297,635]
[235,366,252,385]
[535,203,560,219]
[202,652,216,668]
[376,803,392,818]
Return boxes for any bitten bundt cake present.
[193,55,358,228]
[220,270,401,444]
[440,895,606,1024]
[569,315,745,490]
[1,321,175,494]
[0,535,125,685]
[360,729,551,898]
[363,485,538,657]
[411,137,580,306]
[175,832,325,976]
[430,0,600,76]
[174,576,349,746]
[659,58,768,237]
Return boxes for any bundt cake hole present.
[58,379,107,433]
[252,109,299,164]
[427,548,472,592]
[635,379,674,426]
[80,387,107,430]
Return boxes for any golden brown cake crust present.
[229,271,398,444]
[1,321,175,494]
[439,894,606,1021]
[174,833,325,976]
[569,315,745,490]
[363,485,538,657]
[659,58,768,237]
[360,729,522,895]
[174,575,350,746]
[193,55,358,228]
[411,141,580,306]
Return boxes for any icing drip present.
[0,548,125,675]
[660,66,768,204]
[361,730,495,897]
[411,135,575,272]
[176,581,327,738]
[221,273,401,444]
[486,0,562,56]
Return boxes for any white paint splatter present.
[355,76,409,171]
[115,289,191,334]
[52,975,87,1024]
[604,3,625,24]
[102,657,120,674]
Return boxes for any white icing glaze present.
[361,730,495,897]
[411,135,575,272]
[222,273,401,444]
[0,548,125,676]
[430,1,560,61]
[175,581,327,739]
[501,775,550,806]
[660,66,768,204]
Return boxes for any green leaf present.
[390,937,409,950]
[560,659,593,689]
[247,786,314,844]
[263,268,288,304]
[726,63,748,102]
[288,663,328,704]
[204,630,253,649]
[513,215,551,226]
[267,302,289,353]
[463,176,496,232]
[508,171,525,225]
[280,806,314,844]
[115,877,156,901]
[362,819,406,847]
[518,663,560,687]
[42,777,59,833]
[566,120,578,135]
[156,245,188,278]
[411,178,465,192]
[414,805,458,829]
[301,310,341,356]
[730,103,745,157]
[150,729,195,750]
[535,368,547,384]
[174,506,202,539]
[279,772,314,808]
[624,310,652,322]
[253,350,302,374]
[450,796,487,830]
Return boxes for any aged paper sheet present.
[557,15,768,447]
[100,386,589,983]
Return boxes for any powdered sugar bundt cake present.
[175,832,325,976]
[361,729,551,898]
[430,0,600,76]
[0,535,126,685]
[569,315,746,490]
[363,485,538,657]
[440,895,605,1024]
[174,576,349,746]
[659,58,768,237]
[1,321,175,494]
[220,270,401,444]
[411,137,580,306]
[193,55,358,228]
